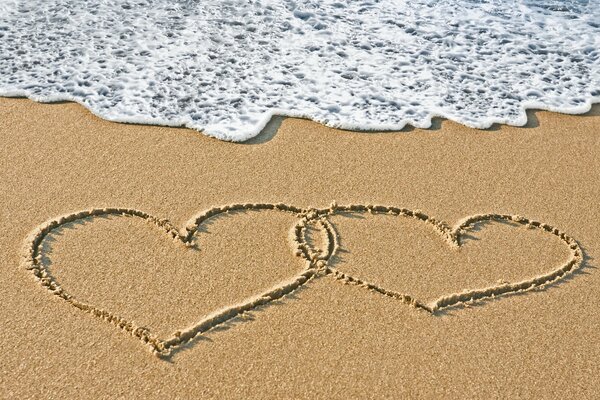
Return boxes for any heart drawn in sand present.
[22,203,583,358]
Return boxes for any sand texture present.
[1,98,599,398]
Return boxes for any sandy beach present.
[1,97,599,398]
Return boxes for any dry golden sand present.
[0,97,599,398]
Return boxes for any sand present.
[0,97,599,398]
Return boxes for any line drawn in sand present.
[21,202,584,358]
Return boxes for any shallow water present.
[1,0,598,140]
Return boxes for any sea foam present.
[1,0,599,141]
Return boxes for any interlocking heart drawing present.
[22,202,583,358]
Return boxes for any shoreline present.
[1,94,599,142]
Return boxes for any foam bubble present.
[1,0,598,141]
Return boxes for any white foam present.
[1,0,598,141]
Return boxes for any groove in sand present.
[21,202,583,357]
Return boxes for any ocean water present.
[0,0,598,141]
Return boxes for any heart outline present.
[22,204,324,358]
[297,204,584,313]
[22,203,584,358]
